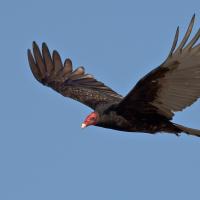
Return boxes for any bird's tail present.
[173,123,200,137]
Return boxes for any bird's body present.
[28,15,200,137]
[95,105,178,134]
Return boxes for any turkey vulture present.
[28,15,200,137]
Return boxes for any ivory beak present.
[81,123,87,129]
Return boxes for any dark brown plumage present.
[28,15,200,137]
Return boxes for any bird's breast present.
[96,111,134,132]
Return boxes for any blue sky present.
[1,0,200,199]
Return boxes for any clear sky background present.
[1,0,200,199]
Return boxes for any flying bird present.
[28,15,200,137]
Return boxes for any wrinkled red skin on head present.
[83,112,99,127]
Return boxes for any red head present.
[81,112,99,128]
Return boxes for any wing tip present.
[52,49,59,56]
[167,14,199,58]
[27,48,31,56]
[189,13,196,29]
[192,13,196,21]
[42,42,48,50]
[32,41,37,48]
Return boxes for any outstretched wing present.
[117,15,200,119]
[28,42,122,110]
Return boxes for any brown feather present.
[117,15,200,120]
[28,42,122,110]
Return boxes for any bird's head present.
[81,112,99,128]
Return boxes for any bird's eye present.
[91,117,95,120]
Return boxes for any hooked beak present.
[81,123,87,129]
